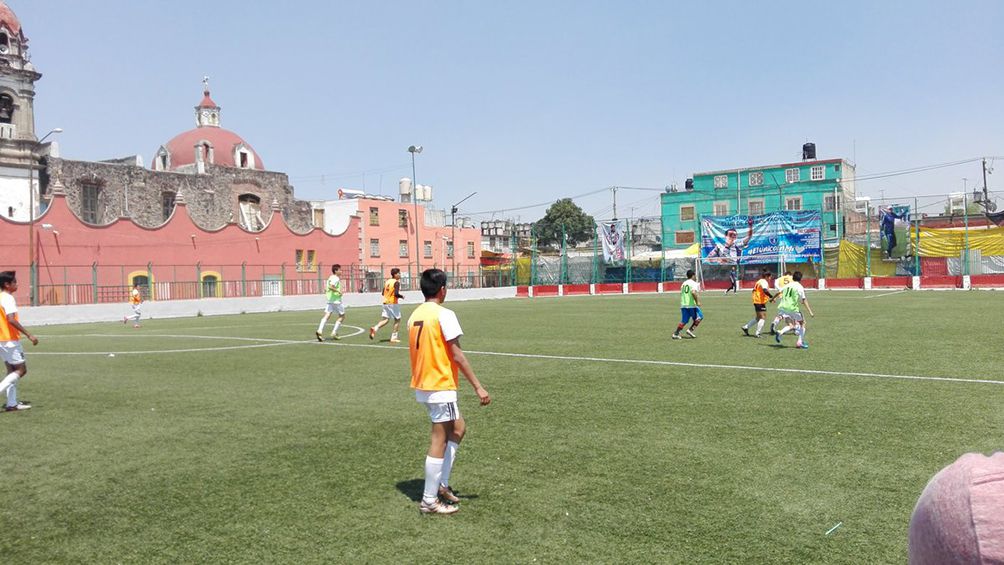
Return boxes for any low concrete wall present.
[21,287,519,326]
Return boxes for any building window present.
[295,249,317,272]
[312,208,324,228]
[713,175,728,189]
[467,241,475,258]
[748,171,764,186]
[811,165,825,181]
[0,93,13,124]
[785,197,802,211]
[447,241,454,258]
[159,154,168,170]
[785,168,800,183]
[201,274,219,298]
[82,184,101,224]
[239,151,249,168]
[824,195,836,212]
[714,202,729,216]
[238,194,264,231]
[398,209,408,227]
[675,231,695,245]
[161,191,175,222]
[369,238,380,257]
[399,240,409,258]
[369,207,379,226]
[423,240,432,258]
[749,200,765,215]
[680,205,695,221]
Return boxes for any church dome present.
[161,126,265,171]
[152,83,265,172]
[0,2,23,38]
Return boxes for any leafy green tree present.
[534,198,595,249]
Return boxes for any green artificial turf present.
[2,290,1002,563]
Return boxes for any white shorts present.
[381,304,401,320]
[0,341,25,366]
[132,304,142,315]
[423,401,461,424]
[778,309,804,322]
[325,302,345,316]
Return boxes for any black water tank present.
[802,143,816,160]
[685,178,694,190]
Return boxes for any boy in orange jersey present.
[369,268,404,343]
[408,269,490,515]
[123,282,143,328]
[0,271,38,412]
[741,270,775,338]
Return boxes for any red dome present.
[0,2,23,38]
[160,127,265,171]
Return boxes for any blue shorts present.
[680,307,703,324]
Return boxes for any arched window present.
[161,192,175,221]
[0,94,13,124]
[201,273,219,298]
[0,33,9,54]
[238,194,264,231]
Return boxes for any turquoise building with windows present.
[661,156,856,250]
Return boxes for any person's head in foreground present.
[420,268,448,301]
[909,452,1004,564]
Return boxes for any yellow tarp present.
[836,240,897,278]
[911,226,1004,258]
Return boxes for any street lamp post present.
[28,127,63,306]
[408,145,423,276]
[450,191,477,280]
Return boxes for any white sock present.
[391,332,399,340]
[744,318,756,329]
[332,321,342,335]
[317,317,328,333]
[778,325,791,336]
[423,456,444,503]
[440,441,459,488]
[796,325,806,339]
[756,319,765,334]
[7,382,16,406]
[0,371,17,397]
[771,316,781,327]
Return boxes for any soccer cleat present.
[369,327,376,340]
[133,324,141,329]
[332,334,341,341]
[4,402,31,412]
[672,333,682,340]
[753,334,761,338]
[741,326,749,336]
[769,324,776,335]
[797,342,809,349]
[420,498,459,515]
[438,485,460,504]
[315,331,324,342]
[389,337,401,344]
[686,329,696,338]
[775,332,782,344]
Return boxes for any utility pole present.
[450,191,477,280]
[611,186,618,220]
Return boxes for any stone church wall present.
[46,158,314,233]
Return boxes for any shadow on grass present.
[395,479,479,502]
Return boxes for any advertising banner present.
[598,220,626,264]
[700,211,822,264]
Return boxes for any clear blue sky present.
[14,0,1004,221]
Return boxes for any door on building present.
[262,274,282,297]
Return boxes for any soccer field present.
[2,290,1003,563]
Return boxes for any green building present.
[661,156,856,250]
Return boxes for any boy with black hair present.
[369,268,404,343]
[672,269,703,339]
[0,271,37,412]
[124,282,143,328]
[742,270,774,338]
[769,270,794,334]
[316,264,346,341]
[408,268,490,514]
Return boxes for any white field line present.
[31,328,1002,386]
[863,290,909,299]
[32,327,365,355]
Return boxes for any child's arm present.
[693,291,702,308]
[802,298,814,317]
[448,339,490,406]
[7,314,37,346]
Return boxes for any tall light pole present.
[408,145,423,275]
[450,191,477,279]
[28,127,63,306]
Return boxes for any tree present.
[534,198,595,249]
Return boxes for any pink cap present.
[909,452,1004,564]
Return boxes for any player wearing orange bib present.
[0,271,38,412]
[368,268,404,343]
[123,283,143,328]
[408,269,490,515]
[741,270,775,338]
